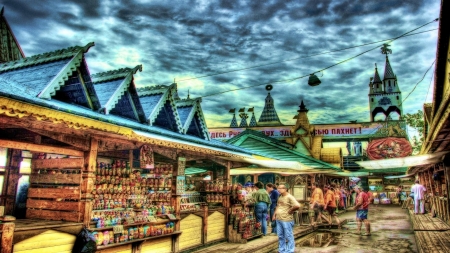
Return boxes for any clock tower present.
[368,44,403,122]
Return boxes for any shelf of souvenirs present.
[91,221,180,250]
[91,206,177,228]
[95,161,174,177]
[93,192,172,210]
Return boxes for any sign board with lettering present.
[209,120,407,141]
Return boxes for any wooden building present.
[406,0,450,223]
[0,36,266,252]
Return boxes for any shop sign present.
[314,121,407,138]
[209,126,292,140]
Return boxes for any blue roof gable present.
[91,65,145,122]
[138,84,183,133]
[0,59,71,97]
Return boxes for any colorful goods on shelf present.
[229,207,262,239]
[91,206,175,228]
[92,160,173,210]
[91,222,175,246]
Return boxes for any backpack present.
[72,228,97,253]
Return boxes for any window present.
[396,96,399,100]
[371,98,374,102]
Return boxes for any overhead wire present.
[174,28,437,84]
[399,60,436,107]
[198,18,439,98]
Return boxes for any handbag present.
[72,228,97,253]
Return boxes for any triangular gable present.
[33,42,95,100]
[176,98,210,140]
[1,7,25,63]
[138,84,183,133]
[0,42,98,110]
[92,65,146,122]
[51,57,101,110]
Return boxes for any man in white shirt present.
[410,180,427,214]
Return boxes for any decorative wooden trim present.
[0,222,15,253]
[0,140,84,157]
[26,199,80,211]
[27,188,81,200]
[31,158,84,170]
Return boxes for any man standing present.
[309,183,324,225]
[323,185,341,228]
[273,184,300,253]
[353,185,371,236]
[253,181,271,236]
[411,180,427,214]
[266,183,279,235]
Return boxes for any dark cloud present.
[0,0,440,127]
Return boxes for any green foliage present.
[403,110,424,154]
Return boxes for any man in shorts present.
[353,185,371,235]
[309,183,324,225]
[323,185,341,228]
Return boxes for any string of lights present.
[197,18,439,99]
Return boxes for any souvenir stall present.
[177,161,229,252]
[0,40,255,253]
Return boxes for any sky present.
[1,0,441,129]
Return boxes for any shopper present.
[340,186,347,210]
[353,185,371,236]
[323,185,341,228]
[266,183,279,235]
[273,184,300,253]
[411,180,427,214]
[309,183,324,225]
[253,181,271,236]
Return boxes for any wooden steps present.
[409,210,450,231]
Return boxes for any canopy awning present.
[219,156,338,173]
[355,151,448,169]
[230,168,308,176]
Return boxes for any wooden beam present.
[30,130,90,151]
[0,139,83,157]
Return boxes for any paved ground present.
[287,205,418,253]
[191,205,418,253]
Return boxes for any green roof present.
[227,129,341,171]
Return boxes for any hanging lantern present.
[308,73,321,86]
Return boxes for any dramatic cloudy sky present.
[2,0,441,132]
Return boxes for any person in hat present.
[353,185,371,236]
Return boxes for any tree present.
[403,110,424,154]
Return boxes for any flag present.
[248,107,254,112]
[229,108,235,113]
[239,107,245,112]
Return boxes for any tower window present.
[371,98,374,102]
[396,96,399,100]
[377,84,379,89]
[389,80,391,86]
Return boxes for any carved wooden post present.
[203,203,208,245]
[81,137,98,227]
[3,149,21,215]
[172,155,185,253]
[0,219,15,253]
[224,161,231,240]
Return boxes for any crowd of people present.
[238,179,427,253]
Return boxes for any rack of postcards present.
[228,205,262,242]
[90,161,180,248]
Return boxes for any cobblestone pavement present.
[286,205,418,253]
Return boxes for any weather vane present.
[380,44,392,55]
